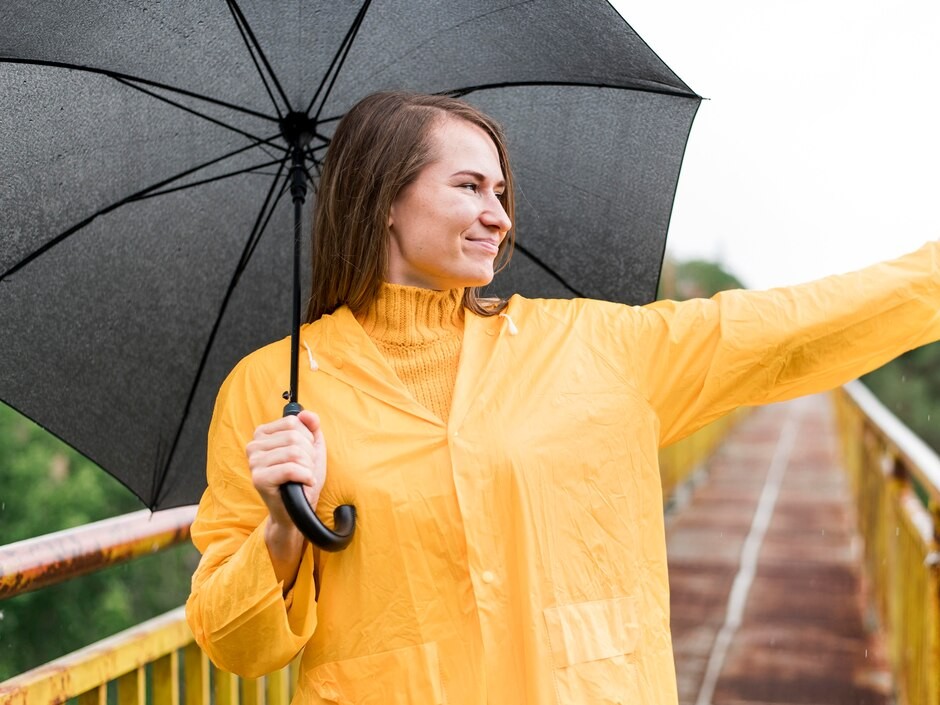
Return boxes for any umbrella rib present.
[315,113,344,126]
[225,0,291,117]
[306,0,373,119]
[227,18,286,120]
[513,242,585,298]
[0,58,279,122]
[226,0,294,114]
[446,79,701,101]
[304,143,327,168]
[113,77,286,157]
[151,157,291,506]
[0,138,278,281]
[129,158,286,201]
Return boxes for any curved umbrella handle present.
[280,402,356,552]
[279,483,356,552]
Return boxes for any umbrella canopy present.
[0,1,700,512]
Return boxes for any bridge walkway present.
[667,394,891,705]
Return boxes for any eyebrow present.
[450,170,506,189]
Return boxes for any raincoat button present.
[481,571,495,584]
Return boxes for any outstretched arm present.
[627,241,940,446]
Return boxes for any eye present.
[460,183,479,193]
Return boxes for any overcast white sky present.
[610,1,940,290]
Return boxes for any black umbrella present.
[0,1,700,549]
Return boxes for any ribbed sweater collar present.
[356,283,465,344]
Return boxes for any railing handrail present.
[0,606,192,704]
[844,380,940,504]
[0,505,197,599]
[834,383,940,705]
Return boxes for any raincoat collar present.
[301,299,517,430]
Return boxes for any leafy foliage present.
[862,341,940,454]
[658,256,746,299]
[0,403,198,680]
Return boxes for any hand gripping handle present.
[279,402,356,552]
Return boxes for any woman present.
[186,91,940,704]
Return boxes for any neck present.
[356,283,464,341]
[355,283,465,423]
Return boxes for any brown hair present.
[304,91,515,322]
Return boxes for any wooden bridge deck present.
[667,394,892,705]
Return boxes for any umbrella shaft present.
[289,148,307,404]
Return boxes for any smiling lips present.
[467,237,500,255]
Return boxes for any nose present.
[481,193,512,234]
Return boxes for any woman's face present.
[387,117,512,290]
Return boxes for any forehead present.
[426,117,503,175]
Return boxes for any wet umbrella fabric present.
[0,2,700,521]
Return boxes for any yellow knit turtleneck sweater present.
[356,283,465,423]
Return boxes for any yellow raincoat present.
[187,242,939,704]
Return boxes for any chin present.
[462,272,495,288]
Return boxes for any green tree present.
[862,341,940,454]
[658,256,746,300]
[0,403,198,679]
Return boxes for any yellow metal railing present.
[0,507,301,705]
[0,606,301,705]
[834,381,940,705]
[0,415,745,705]
[659,408,748,503]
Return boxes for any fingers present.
[246,411,328,525]
[251,452,319,487]
[296,409,322,435]
[251,412,320,447]
[247,429,316,462]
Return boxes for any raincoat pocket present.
[544,597,640,704]
[305,642,444,705]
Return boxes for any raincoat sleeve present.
[186,354,317,678]
[627,241,940,447]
